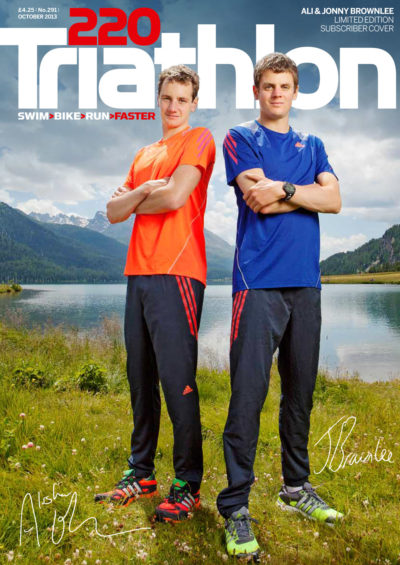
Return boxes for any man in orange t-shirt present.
[96,65,215,523]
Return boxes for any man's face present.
[158,80,198,131]
[253,70,298,121]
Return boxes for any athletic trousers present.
[217,287,321,517]
[124,274,204,492]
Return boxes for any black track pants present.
[124,274,204,492]
[217,287,321,517]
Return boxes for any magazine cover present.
[0,0,399,563]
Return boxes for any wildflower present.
[6,550,14,561]
[72,449,77,455]
[22,445,27,450]
[27,442,34,448]
[36,446,41,451]
[19,413,26,419]
[39,425,45,431]
[314,532,319,538]
[346,547,351,552]
[81,438,86,443]
[322,542,328,548]
[14,462,21,469]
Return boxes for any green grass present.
[321,271,400,284]
[0,284,22,294]
[1,320,399,564]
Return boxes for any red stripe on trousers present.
[233,290,248,341]
[176,276,195,337]
[186,277,198,314]
[181,276,198,338]
[230,291,242,347]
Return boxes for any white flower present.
[39,425,45,430]
[19,413,26,419]
[81,438,86,443]
[71,449,77,455]
[36,445,41,451]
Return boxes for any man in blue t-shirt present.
[217,53,343,559]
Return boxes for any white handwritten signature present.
[314,415,394,474]
[20,483,150,547]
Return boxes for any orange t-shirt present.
[123,126,215,285]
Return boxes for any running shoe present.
[277,482,344,526]
[94,469,157,506]
[155,478,200,522]
[224,506,260,561]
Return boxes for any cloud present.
[320,232,368,260]
[17,199,64,215]
[204,183,237,244]
[0,188,13,204]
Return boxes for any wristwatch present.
[282,182,296,201]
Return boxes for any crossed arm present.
[236,167,341,215]
[106,164,201,224]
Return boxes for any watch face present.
[283,182,295,200]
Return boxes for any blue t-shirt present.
[223,121,336,293]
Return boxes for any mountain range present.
[0,203,235,284]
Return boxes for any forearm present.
[135,186,178,214]
[291,182,341,213]
[106,186,147,224]
[260,200,299,215]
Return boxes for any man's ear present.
[253,85,259,101]
[191,97,198,112]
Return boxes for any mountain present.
[29,209,235,282]
[320,225,400,275]
[2,204,234,283]
[0,203,127,283]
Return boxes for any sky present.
[0,0,398,258]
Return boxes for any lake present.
[1,284,399,383]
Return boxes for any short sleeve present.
[223,128,262,186]
[179,128,216,176]
[315,137,337,180]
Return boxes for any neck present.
[257,114,290,133]
[162,122,190,140]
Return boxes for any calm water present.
[1,284,399,382]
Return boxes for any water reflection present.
[1,284,399,382]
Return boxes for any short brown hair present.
[157,65,199,101]
[254,53,298,90]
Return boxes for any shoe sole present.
[276,498,339,527]
[229,550,260,562]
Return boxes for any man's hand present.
[111,178,169,200]
[243,172,285,213]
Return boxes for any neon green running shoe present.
[277,482,344,526]
[224,506,260,561]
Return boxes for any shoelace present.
[302,484,328,508]
[116,470,135,489]
[231,515,259,539]
[167,484,189,504]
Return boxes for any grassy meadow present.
[321,272,400,284]
[0,318,399,565]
